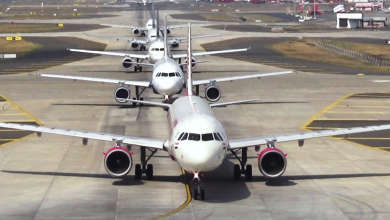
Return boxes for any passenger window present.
[214,133,221,141]
[169,72,175,77]
[217,133,224,141]
[181,133,188,140]
[188,133,200,141]
[202,133,214,141]
[162,73,168,77]
[177,132,184,140]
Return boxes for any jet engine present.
[131,43,139,49]
[167,28,171,35]
[114,86,130,103]
[132,29,140,35]
[170,40,179,49]
[205,84,221,102]
[122,58,134,70]
[104,146,133,177]
[184,57,197,70]
[258,147,287,178]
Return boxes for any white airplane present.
[128,0,168,6]
[40,14,292,102]
[3,23,390,201]
[101,4,188,37]
[90,10,216,51]
[70,12,244,73]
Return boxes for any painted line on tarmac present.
[333,105,390,108]
[149,168,192,220]
[314,118,379,121]
[341,99,390,103]
[0,95,44,149]
[326,111,387,114]
[300,93,390,154]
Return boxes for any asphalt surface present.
[202,37,390,75]
[0,23,108,33]
[0,37,106,75]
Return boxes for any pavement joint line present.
[300,93,390,154]
[149,168,191,220]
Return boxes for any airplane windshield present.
[188,133,200,141]
[175,72,181,77]
[214,133,221,141]
[202,133,214,141]
[169,73,175,77]
[181,133,188,140]
[216,132,224,141]
[160,48,164,51]
[161,73,168,77]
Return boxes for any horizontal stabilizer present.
[179,60,210,66]
[117,98,171,108]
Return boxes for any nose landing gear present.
[193,173,205,200]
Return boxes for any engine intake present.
[170,40,179,49]
[122,58,134,70]
[133,29,140,35]
[104,146,133,177]
[258,148,287,178]
[114,86,130,103]
[131,43,139,49]
[184,57,197,70]
[205,85,221,102]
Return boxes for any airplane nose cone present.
[179,142,224,173]
[154,78,182,96]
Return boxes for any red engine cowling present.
[104,147,133,177]
[258,147,287,178]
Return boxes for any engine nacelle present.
[184,57,196,70]
[167,28,171,35]
[131,43,139,49]
[114,86,130,103]
[205,84,221,102]
[122,58,134,70]
[258,147,287,178]
[170,40,179,49]
[104,146,133,177]
[132,29,140,35]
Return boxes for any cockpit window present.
[216,132,224,141]
[160,48,164,51]
[181,133,188,141]
[175,72,181,77]
[151,35,156,38]
[202,133,214,141]
[169,72,175,77]
[161,72,168,77]
[177,132,184,140]
[188,133,200,141]
[214,133,221,141]
[156,72,161,77]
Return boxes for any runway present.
[2,5,390,220]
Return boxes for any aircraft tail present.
[164,13,168,60]
[186,23,193,96]
[151,1,154,20]
[156,9,160,39]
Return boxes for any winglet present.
[186,23,193,96]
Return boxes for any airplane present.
[3,22,390,201]
[127,0,169,6]
[71,13,246,73]
[40,14,292,102]
[101,3,189,37]
[87,10,218,51]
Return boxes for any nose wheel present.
[231,147,252,180]
[193,176,205,200]
[140,45,146,51]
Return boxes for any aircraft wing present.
[84,32,149,45]
[0,123,165,149]
[228,124,390,150]
[193,70,294,86]
[37,73,151,88]
[171,48,249,59]
[100,24,148,31]
[69,49,148,60]
[170,34,221,43]
[209,99,259,108]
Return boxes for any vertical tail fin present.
[151,2,155,23]
[186,23,193,96]
[156,9,160,39]
[164,13,168,60]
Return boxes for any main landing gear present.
[134,146,157,180]
[140,45,146,51]
[193,173,205,200]
[231,147,252,181]
[132,86,146,107]
[140,32,146,37]
[134,58,144,73]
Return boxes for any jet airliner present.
[2,23,390,201]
